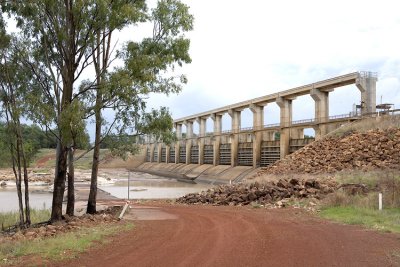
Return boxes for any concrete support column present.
[311,88,331,139]
[157,144,162,163]
[166,146,170,164]
[211,114,222,166]
[356,73,377,115]
[276,97,293,159]
[174,123,182,164]
[250,104,264,167]
[185,120,194,164]
[228,109,241,167]
[198,117,207,165]
[175,123,182,140]
[174,142,180,164]
[149,143,155,162]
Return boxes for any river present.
[0,172,212,213]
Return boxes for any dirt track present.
[61,203,400,267]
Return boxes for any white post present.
[378,193,383,211]
[128,171,130,200]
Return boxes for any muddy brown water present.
[0,172,212,212]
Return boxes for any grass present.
[328,114,400,138]
[0,222,133,265]
[0,208,51,230]
[318,170,400,234]
[320,207,400,233]
[30,148,111,169]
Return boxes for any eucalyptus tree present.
[0,33,32,226]
[82,0,193,214]
[1,0,193,219]
[1,0,111,221]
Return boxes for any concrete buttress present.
[311,88,331,139]
[198,117,207,164]
[174,123,182,164]
[228,109,241,167]
[185,120,194,164]
[276,97,293,159]
[250,104,264,167]
[211,114,222,165]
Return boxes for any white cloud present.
[146,0,400,128]
[96,0,400,137]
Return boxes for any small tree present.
[0,34,31,226]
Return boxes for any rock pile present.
[263,128,400,175]
[177,178,337,206]
[0,169,53,184]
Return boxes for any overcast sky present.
[9,1,399,137]
[141,0,400,133]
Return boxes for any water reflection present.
[0,172,212,212]
[0,189,52,212]
[100,175,211,199]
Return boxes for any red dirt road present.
[61,204,400,267]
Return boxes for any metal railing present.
[144,109,398,143]
[359,71,378,79]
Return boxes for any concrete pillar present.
[185,120,194,138]
[175,123,182,139]
[211,114,222,165]
[174,123,182,164]
[356,73,377,115]
[250,104,264,167]
[149,143,155,162]
[166,146,170,164]
[184,120,194,164]
[311,88,331,139]
[276,97,293,159]
[174,142,180,164]
[157,144,162,163]
[228,109,241,166]
[198,117,207,164]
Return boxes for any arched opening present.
[304,127,315,138]
[192,120,199,137]
[240,108,253,129]
[206,117,213,136]
[329,84,361,116]
[181,124,187,139]
[264,103,280,126]
[221,113,231,132]
[292,95,315,122]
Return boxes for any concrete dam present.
[137,71,378,183]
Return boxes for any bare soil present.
[56,202,400,267]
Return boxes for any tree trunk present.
[23,164,31,225]
[51,54,74,221]
[11,157,24,226]
[16,119,31,225]
[51,139,68,222]
[66,146,75,216]
[87,99,101,214]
